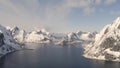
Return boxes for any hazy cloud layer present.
[104,0,117,5]
[0,0,119,32]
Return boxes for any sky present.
[0,0,120,33]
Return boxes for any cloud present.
[54,0,117,15]
[65,0,94,15]
[83,7,95,15]
[0,0,118,32]
[104,0,117,5]
[53,0,95,15]
[65,0,91,8]
[0,0,43,28]
[0,0,72,32]
[95,0,101,4]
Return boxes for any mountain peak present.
[84,17,120,62]
[111,17,120,29]
[114,17,120,23]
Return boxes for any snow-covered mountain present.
[55,31,97,45]
[25,29,51,43]
[0,25,22,58]
[0,24,97,48]
[67,32,80,41]
[9,26,26,43]
[76,31,97,41]
[5,25,97,45]
[84,17,120,62]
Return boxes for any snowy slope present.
[6,27,51,43]
[55,31,96,45]
[9,26,26,43]
[5,25,97,45]
[76,31,97,41]
[50,33,66,42]
[0,25,22,58]
[67,32,80,42]
[84,17,120,62]
[0,25,96,46]
[25,29,51,43]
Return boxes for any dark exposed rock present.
[105,52,116,61]
[117,24,120,29]
[111,45,120,51]
[100,37,116,49]
[104,28,109,34]
[0,33,5,46]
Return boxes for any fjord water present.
[0,44,120,68]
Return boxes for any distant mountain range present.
[0,23,96,58]
[1,17,120,62]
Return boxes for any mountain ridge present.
[84,17,120,62]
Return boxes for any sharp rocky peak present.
[111,17,120,29]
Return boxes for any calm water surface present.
[0,43,120,68]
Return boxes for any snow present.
[105,49,120,57]
[80,32,95,41]
[25,29,50,43]
[84,17,120,62]
[1,17,120,62]
[0,24,97,58]
[67,32,79,41]
[0,25,22,58]
[54,31,96,45]
[1,25,97,45]
[13,30,26,42]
